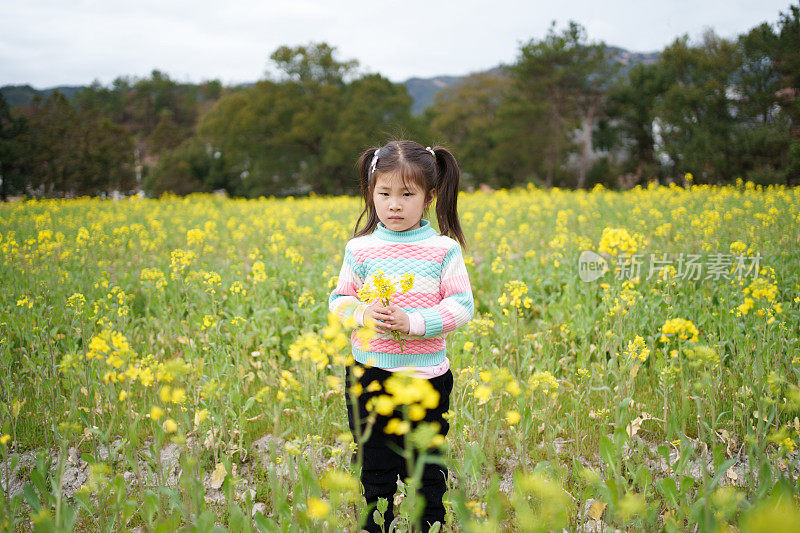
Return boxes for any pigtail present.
[432,146,467,250]
[353,147,381,238]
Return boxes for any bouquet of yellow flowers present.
[357,270,415,353]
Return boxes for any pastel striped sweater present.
[328,219,474,369]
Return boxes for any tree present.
[774,4,800,132]
[269,43,358,87]
[18,93,77,195]
[731,22,793,183]
[74,111,135,194]
[193,42,416,197]
[429,71,512,188]
[73,77,130,123]
[321,73,414,194]
[0,92,27,200]
[600,62,669,186]
[17,92,134,197]
[144,139,217,196]
[200,79,222,101]
[509,21,613,187]
[147,109,185,154]
[774,4,800,182]
[655,31,741,183]
[736,23,780,124]
[197,79,313,197]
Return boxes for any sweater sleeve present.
[328,244,367,326]
[416,243,474,338]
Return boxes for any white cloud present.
[0,0,794,87]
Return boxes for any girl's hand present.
[364,304,411,334]
[362,302,389,334]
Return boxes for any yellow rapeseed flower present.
[505,380,522,396]
[305,497,330,520]
[528,370,559,400]
[325,375,342,390]
[385,418,410,435]
[159,386,172,403]
[320,470,360,493]
[384,374,439,408]
[170,387,186,404]
[372,270,395,301]
[660,318,699,343]
[139,367,154,387]
[400,273,415,293]
[498,280,532,311]
[409,404,426,421]
[623,335,650,363]
[88,334,111,356]
[250,260,267,283]
[473,385,492,404]
[598,227,644,257]
[368,395,395,416]
[194,409,209,425]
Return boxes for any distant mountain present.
[404,75,469,115]
[404,49,660,114]
[403,66,509,115]
[606,46,660,74]
[1,47,661,114]
[0,84,84,108]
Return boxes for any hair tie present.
[425,146,435,158]
[369,148,380,175]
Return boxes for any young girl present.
[328,140,474,532]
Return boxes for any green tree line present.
[1,5,798,199]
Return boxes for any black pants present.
[345,363,453,533]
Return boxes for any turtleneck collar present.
[374,218,437,242]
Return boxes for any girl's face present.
[372,172,433,233]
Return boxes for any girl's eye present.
[404,193,412,196]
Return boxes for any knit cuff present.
[407,311,426,336]
[354,304,367,327]
[417,308,444,338]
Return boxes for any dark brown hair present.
[352,140,466,249]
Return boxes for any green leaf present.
[709,458,737,490]
[656,478,678,505]
[23,484,41,512]
[635,464,653,491]
[253,513,273,532]
[243,396,256,415]
[29,469,50,503]
[229,503,246,532]
[599,435,616,472]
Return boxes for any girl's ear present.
[425,189,436,209]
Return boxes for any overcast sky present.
[1,0,795,88]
